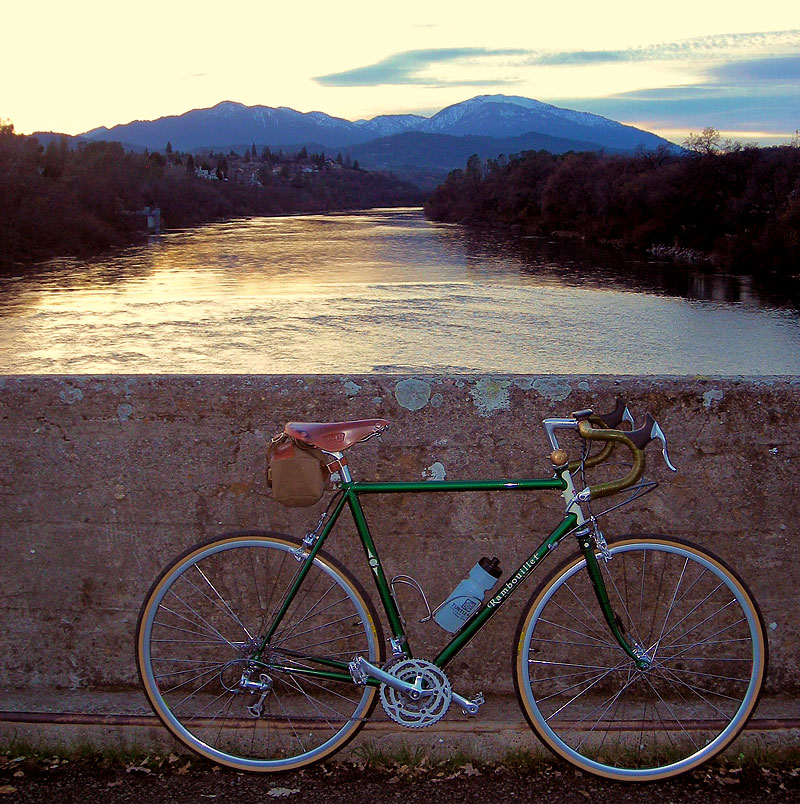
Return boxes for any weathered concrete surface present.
[1,375,799,727]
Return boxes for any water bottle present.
[433,556,502,633]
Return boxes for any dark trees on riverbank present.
[424,145,800,275]
[0,123,422,266]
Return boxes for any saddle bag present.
[267,434,330,507]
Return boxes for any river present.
[0,208,798,374]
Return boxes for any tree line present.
[424,133,800,275]
[0,122,421,266]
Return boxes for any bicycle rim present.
[514,536,767,781]
[136,532,383,771]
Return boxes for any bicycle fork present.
[576,523,652,671]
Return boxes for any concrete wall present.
[1,375,798,704]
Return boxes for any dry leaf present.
[268,787,300,798]
[0,786,18,796]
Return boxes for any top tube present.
[350,477,566,494]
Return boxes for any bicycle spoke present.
[516,539,765,781]
[137,534,382,771]
[193,566,255,640]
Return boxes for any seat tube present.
[345,490,408,653]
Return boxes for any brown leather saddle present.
[284,418,389,453]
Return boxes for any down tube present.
[433,514,578,669]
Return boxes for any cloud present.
[554,82,800,134]
[314,48,526,87]
[711,55,800,83]
[312,31,800,137]
[587,51,800,129]
[315,30,800,89]
[533,29,800,66]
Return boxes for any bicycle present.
[135,400,767,781]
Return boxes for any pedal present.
[348,658,370,686]
[452,691,484,716]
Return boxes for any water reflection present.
[0,208,798,374]
[434,223,794,307]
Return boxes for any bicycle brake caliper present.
[293,512,328,561]
[592,519,611,562]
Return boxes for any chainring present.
[379,657,452,728]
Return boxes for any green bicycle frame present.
[255,471,644,682]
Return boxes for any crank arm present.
[349,656,434,700]
[452,691,485,716]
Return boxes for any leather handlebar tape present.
[577,419,646,499]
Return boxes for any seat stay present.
[254,492,350,657]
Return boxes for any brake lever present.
[651,420,677,472]
[627,413,677,472]
[622,406,634,429]
[593,398,634,429]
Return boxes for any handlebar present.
[543,399,676,501]
[566,398,635,473]
[576,418,646,499]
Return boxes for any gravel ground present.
[2,752,799,804]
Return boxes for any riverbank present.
[0,126,424,267]
[424,146,800,276]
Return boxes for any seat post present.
[323,450,352,483]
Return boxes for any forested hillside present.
[425,139,800,275]
[0,123,421,265]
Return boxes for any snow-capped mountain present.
[354,114,427,138]
[80,95,673,154]
[82,100,360,151]
[420,95,660,151]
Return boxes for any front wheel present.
[136,531,384,771]
[514,536,767,781]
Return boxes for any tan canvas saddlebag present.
[267,434,330,507]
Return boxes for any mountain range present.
[72,95,678,188]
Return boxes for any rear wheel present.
[136,531,384,771]
[514,536,767,781]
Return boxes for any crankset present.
[378,657,452,728]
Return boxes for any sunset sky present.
[4,0,799,145]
